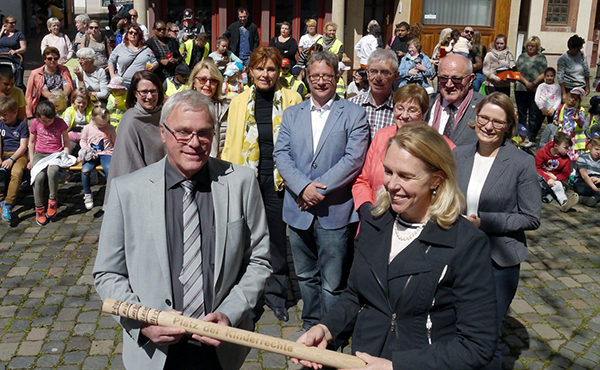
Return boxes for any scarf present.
[431,88,474,133]
[241,84,285,191]
[322,36,335,50]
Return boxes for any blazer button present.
[312,163,317,169]
[165,299,172,307]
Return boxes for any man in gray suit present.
[93,90,272,370]
[274,51,370,332]
[426,54,484,146]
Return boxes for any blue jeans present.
[82,155,111,194]
[482,262,521,370]
[289,219,353,330]
[473,73,485,93]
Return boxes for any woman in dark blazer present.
[294,124,497,370]
[454,92,541,370]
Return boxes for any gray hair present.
[47,17,60,30]
[367,49,399,71]
[307,51,339,76]
[161,90,216,128]
[76,47,96,60]
[75,14,90,25]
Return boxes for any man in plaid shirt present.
[349,49,398,139]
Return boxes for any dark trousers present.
[258,173,288,310]
[574,178,600,201]
[531,112,553,142]
[481,262,521,370]
[163,339,222,370]
[515,90,538,131]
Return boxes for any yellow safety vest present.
[558,105,588,151]
[107,94,127,130]
[317,38,344,56]
[281,72,307,97]
[62,106,93,131]
[223,81,244,98]
[165,78,189,97]
[336,77,346,99]
[181,40,210,67]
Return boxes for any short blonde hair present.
[526,36,542,53]
[47,17,60,30]
[372,123,465,229]
[324,21,337,33]
[188,59,224,101]
[305,19,317,28]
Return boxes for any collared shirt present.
[164,160,215,314]
[428,96,466,135]
[349,89,394,139]
[310,95,336,153]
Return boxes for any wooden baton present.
[102,298,365,369]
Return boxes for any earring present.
[432,188,438,196]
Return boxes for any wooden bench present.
[69,162,105,174]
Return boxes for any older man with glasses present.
[349,48,398,139]
[425,53,483,146]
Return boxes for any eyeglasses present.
[308,74,335,82]
[45,56,59,61]
[155,28,166,32]
[195,76,219,86]
[368,69,394,78]
[476,114,507,129]
[131,14,138,18]
[163,122,212,143]
[136,89,158,96]
[438,75,469,85]
[170,29,179,33]
[6,22,16,25]
[128,30,139,35]
[394,105,422,116]
[464,30,474,34]
[89,26,99,29]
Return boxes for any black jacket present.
[147,36,182,81]
[222,20,259,58]
[320,208,498,369]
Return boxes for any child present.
[0,66,27,121]
[574,136,600,206]
[0,97,29,222]
[222,63,245,99]
[63,87,92,153]
[163,64,190,98]
[79,107,116,210]
[28,100,70,226]
[533,67,561,145]
[48,90,67,117]
[106,76,127,129]
[278,59,306,99]
[208,37,243,73]
[555,87,588,161]
[512,124,534,156]
[536,131,579,212]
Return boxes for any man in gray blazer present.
[426,54,484,146]
[274,51,370,332]
[93,90,272,370]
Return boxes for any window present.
[421,0,494,27]
[546,0,569,25]
[541,0,579,32]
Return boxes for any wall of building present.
[3,2,24,34]
[346,0,364,68]
[527,0,595,65]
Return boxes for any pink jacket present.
[352,125,456,210]
[25,65,74,118]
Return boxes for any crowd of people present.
[2,6,600,369]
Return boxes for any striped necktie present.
[179,180,205,318]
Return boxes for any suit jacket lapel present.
[298,103,314,157]
[313,98,342,161]
[209,160,230,297]
[362,212,394,295]
[148,159,171,292]
[481,141,511,200]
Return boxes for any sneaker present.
[523,140,534,149]
[83,194,94,210]
[1,202,12,222]
[579,196,598,207]
[46,199,58,219]
[560,193,579,212]
[35,206,48,226]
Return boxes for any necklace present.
[394,214,425,241]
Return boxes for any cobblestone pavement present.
[0,179,598,370]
